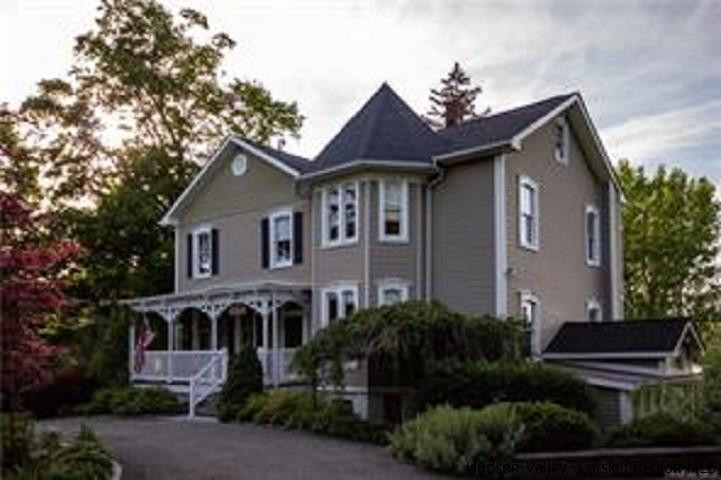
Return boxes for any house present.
[123,83,703,424]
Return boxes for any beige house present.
[123,84,702,423]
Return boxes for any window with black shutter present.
[187,233,193,278]
[211,228,219,275]
[293,211,303,265]
[260,217,270,269]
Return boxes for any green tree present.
[425,62,488,129]
[618,160,721,335]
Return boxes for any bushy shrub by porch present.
[606,412,717,448]
[217,346,264,422]
[702,346,721,431]
[293,301,525,391]
[418,360,597,416]
[233,390,390,444]
[75,386,182,416]
[1,414,113,480]
[389,402,598,475]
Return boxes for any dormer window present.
[555,117,570,164]
[379,179,409,242]
[322,182,359,246]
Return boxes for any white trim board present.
[493,154,507,316]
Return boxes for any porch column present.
[272,302,279,387]
[210,313,219,351]
[166,315,175,383]
[128,317,136,380]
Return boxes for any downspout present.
[425,165,446,300]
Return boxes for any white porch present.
[122,283,312,415]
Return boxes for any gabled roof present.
[543,318,704,359]
[313,83,449,170]
[437,93,576,152]
[241,137,314,174]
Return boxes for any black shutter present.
[260,217,270,269]
[211,228,219,275]
[293,211,303,265]
[186,233,193,278]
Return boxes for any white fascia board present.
[542,351,671,360]
[511,96,579,146]
[299,159,435,182]
[160,135,301,226]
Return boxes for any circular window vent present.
[231,154,248,176]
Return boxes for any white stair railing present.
[188,349,227,418]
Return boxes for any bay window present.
[322,182,358,246]
[379,178,408,242]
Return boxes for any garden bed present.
[512,445,721,479]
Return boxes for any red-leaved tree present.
[0,191,80,411]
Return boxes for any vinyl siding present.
[176,145,311,292]
[505,118,609,349]
[430,160,497,316]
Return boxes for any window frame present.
[321,182,359,247]
[379,178,409,243]
[520,290,541,356]
[585,204,601,267]
[518,175,539,251]
[586,297,602,322]
[377,280,410,307]
[320,284,358,327]
[554,117,570,165]
[269,209,294,270]
[192,225,213,279]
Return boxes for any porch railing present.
[257,348,299,385]
[189,351,226,418]
[131,350,228,383]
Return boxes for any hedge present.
[75,386,183,416]
[606,412,717,448]
[418,360,597,415]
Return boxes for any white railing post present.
[211,315,219,352]
[166,317,174,383]
[189,380,196,418]
[128,320,135,382]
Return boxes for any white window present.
[193,227,212,278]
[378,281,409,306]
[322,182,358,246]
[585,205,601,266]
[270,210,293,269]
[520,291,541,356]
[554,117,570,164]
[586,298,602,322]
[518,176,539,250]
[322,285,358,326]
[379,178,409,242]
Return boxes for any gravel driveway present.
[42,416,452,480]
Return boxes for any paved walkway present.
[43,416,453,480]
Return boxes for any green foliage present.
[76,386,182,416]
[1,414,113,480]
[702,347,721,430]
[617,160,721,335]
[217,347,264,422]
[419,360,597,415]
[234,390,390,444]
[425,62,488,129]
[497,402,599,452]
[294,301,525,390]
[606,412,717,448]
[389,405,523,474]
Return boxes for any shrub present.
[389,405,524,474]
[76,386,182,416]
[1,414,113,480]
[235,390,390,444]
[418,361,597,415]
[606,412,717,448]
[702,347,721,430]
[22,368,96,418]
[490,401,599,452]
[217,347,264,422]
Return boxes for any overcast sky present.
[2,0,720,183]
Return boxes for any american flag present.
[134,321,156,373]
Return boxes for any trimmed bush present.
[76,386,182,416]
[217,346,264,422]
[418,361,597,415]
[703,347,721,431]
[488,401,599,452]
[22,368,96,418]
[390,405,524,474]
[235,390,390,444]
[606,412,717,448]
